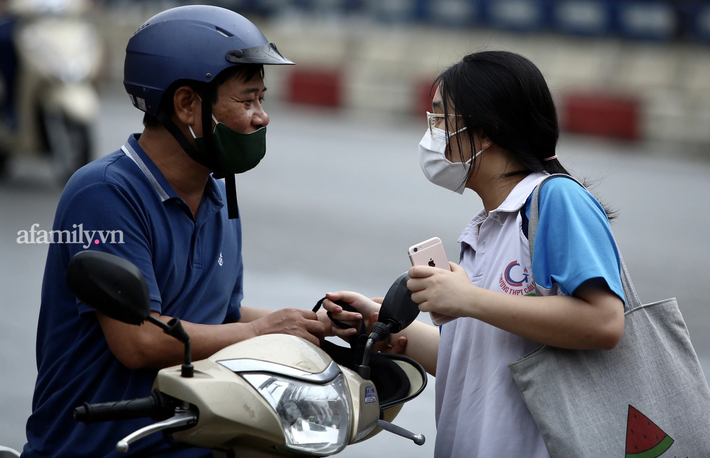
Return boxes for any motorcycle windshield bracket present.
[116,411,196,453]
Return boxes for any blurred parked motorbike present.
[0,0,104,182]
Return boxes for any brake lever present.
[116,410,197,453]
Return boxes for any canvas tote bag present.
[508,174,710,458]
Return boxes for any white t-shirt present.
[434,173,623,458]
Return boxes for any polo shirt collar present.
[120,134,224,211]
[493,172,549,214]
[121,134,177,202]
[457,172,548,245]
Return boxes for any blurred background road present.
[1,0,710,456]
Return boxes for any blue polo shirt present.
[23,134,243,458]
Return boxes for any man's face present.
[211,73,269,134]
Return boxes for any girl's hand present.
[321,291,408,354]
[315,302,360,339]
[407,262,475,318]
[316,293,363,338]
[318,291,379,339]
[321,291,380,329]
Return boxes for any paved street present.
[1,89,709,456]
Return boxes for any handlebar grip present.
[73,391,174,424]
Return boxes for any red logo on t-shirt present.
[499,261,535,295]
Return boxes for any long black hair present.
[438,51,567,174]
[437,51,615,217]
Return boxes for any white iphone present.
[408,237,451,271]
[407,237,457,326]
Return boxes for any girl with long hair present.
[327,51,625,457]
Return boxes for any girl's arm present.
[391,319,440,375]
[408,263,624,350]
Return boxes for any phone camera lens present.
[413,247,418,252]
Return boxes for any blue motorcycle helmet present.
[123,5,294,218]
[124,5,293,117]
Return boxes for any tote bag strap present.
[527,174,642,311]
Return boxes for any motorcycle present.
[0,446,20,457]
[0,0,103,183]
[64,250,428,457]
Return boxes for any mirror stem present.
[146,315,194,378]
[357,337,376,380]
[146,314,170,331]
[180,342,194,378]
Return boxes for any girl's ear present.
[472,132,492,152]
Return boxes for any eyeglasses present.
[426,111,464,136]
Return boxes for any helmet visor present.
[226,43,294,66]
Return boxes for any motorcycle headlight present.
[241,371,351,456]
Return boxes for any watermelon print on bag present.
[625,405,674,458]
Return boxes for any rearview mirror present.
[66,251,151,325]
[357,272,421,380]
[378,272,420,334]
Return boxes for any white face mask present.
[418,127,484,194]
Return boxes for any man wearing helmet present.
[22,6,353,457]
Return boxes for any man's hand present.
[249,308,325,346]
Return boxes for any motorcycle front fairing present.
[152,334,381,456]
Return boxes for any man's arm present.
[97,308,325,370]
[237,306,272,322]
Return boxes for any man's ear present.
[173,86,200,132]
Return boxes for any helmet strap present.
[199,88,217,166]
[155,98,240,219]
[199,88,240,219]
[223,173,240,219]
[155,110,217,170]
